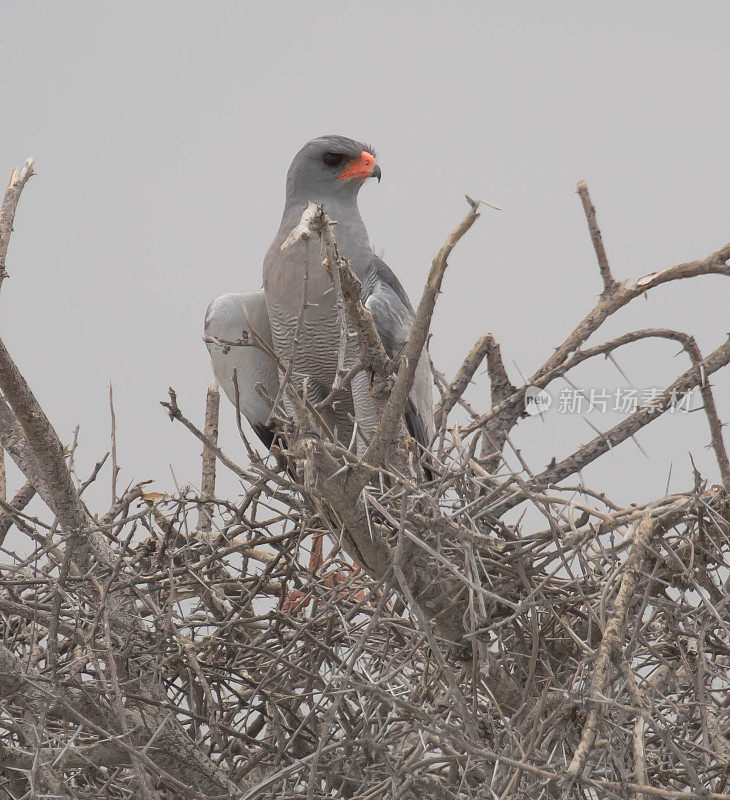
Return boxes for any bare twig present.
[0,157,35,509]
[0,335,90,567]
[566,514,655,779]
[366,196,482,466]
[434,333,493,428]
[681,337,730,490]
[0,479,35,546]
[576,180,620,296]
[480,334,517,472]
[0,157,34,290]
[493,334,730,516]
[0,443,5,503]
[462,239,730,440]
[197,381,220,532]
[109,382,119,504]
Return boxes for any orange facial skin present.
[338,150,379,180]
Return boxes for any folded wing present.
[204,291,279,448]
[362,256,435,454]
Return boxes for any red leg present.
[308,529,324,572]
[284,532,369,610]
[283,530,324,612]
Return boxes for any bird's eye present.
[322,152,346,167]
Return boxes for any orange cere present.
[338,150,377,179]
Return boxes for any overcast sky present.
[1,1,729,513]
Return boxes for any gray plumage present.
[262,135,434,458]
[204,291,279,447]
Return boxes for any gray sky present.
[1,1,729,511]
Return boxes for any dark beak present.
[372,164,382,183]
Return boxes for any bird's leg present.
[282,529,325,612]
[308,529,324,572]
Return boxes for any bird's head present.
[285,135,381,203]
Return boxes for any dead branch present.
[0,478,35,546]
[493,333,730,516]
[460,239,730,442]
[566,513,656,780]
[0,158,35,515]
[109,382,120,504]
[197,381,220,532]
[365,196,481,466]
[434,332,493,429]
[576,180,620,296]
[0,157,34,290]
[0,336,90,566]
[480,334,517,472]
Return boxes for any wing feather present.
[204,291,279,448]
[362,257,435,454]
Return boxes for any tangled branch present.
[1,164,729,800]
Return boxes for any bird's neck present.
[280,192,367,244]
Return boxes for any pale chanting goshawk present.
[206,135,434,465]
